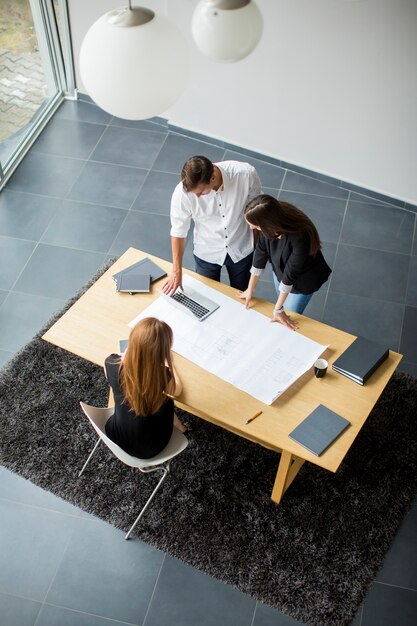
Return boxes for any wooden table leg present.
[271,450,305,503]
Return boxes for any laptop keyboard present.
[171,291,210,319]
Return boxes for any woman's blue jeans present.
[272,274,313,314]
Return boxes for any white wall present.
[68,0,417,204]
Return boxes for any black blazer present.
[253,232,331,295]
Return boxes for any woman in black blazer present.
[238,194,331,330]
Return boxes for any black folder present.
[112,257,167,284]
[289,405,350,456]
[332,337,389,385]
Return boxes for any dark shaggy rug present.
[1,264,417,626]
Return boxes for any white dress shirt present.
[170,161,262,265]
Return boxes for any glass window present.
[0,0,73,185]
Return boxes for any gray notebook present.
[289,405,350,456]
[116,273,150,294]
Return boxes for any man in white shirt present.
[162,155,262,295]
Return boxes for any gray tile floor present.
[0,95,416,626]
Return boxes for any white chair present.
[79,401,188,540]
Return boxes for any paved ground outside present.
[0,0,46,154]
[0,48,46,143]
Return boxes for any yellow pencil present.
[246,410,263,425]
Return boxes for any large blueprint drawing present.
[129,275,326,405]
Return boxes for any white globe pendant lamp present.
[191,0,263,63]
[79,3,189,120]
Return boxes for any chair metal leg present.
[78,437,101,477]
[125,465,170,540]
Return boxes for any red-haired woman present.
[104,317,186,459]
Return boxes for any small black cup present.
[314,358,328,378]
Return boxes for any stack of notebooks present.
[289,404,350,456]
[332,336,389,385]
[112,257,167,294]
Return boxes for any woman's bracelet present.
[273,306,284,315]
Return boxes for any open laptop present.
[161,287,220,321]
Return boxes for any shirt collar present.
[215,163,227,192]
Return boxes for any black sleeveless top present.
[104,355,174,459]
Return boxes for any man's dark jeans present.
[193,252,253,291]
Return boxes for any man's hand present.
[162,270,182,296]
[237,289,253,309]
[270,310,298,330]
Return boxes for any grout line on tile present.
[412,212,417,252]
[321,191,349,296]
[398,257,413,353]
[105,209,134,257]
[75,157,149,173]
[0,492,101,523]
[1,188,65,202]
[347,197,415,215]
[62,157,90,202]
[327,288,407,308]
[278,169,287,196]
[280,188,348,202]
[0,232,38,244]
[6,241,40,294]
[84,124,110,162]
[128,173,152,211]
[39,602,138,625]
[372,580,417,593]
[142,553,167,626]
[110,122,168,134]
[35,533,74,617]
[35,201,64,246]
[249,601,258,626]
[330,239,413,258]
[146,132,170,176]
[168,128,227,150]
[0,589,43,622]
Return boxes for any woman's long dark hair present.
[244,194,321,256]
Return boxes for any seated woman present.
[104,317,186,459]
[238,194,331,330]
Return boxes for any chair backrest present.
[79,401,188,469]
[80,402,147,469]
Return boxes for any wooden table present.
[43,248,402,503]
